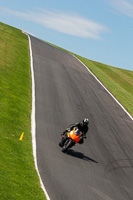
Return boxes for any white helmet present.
[83,118,89,125]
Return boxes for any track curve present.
[30,35,133,200]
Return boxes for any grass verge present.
[0,22,46,200]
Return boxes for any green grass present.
[0,22,46,200]
[45,41,133,117]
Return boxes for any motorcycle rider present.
[60,118,89,146]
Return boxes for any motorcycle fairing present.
[67,127,82,143]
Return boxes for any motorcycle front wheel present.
[62,139,74,153]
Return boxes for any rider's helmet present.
[83,118,89,126]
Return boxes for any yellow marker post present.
[19,132,24,141]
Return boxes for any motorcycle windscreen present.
[69,128,81,143]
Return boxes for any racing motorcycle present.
[59,127,83,152]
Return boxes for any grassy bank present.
[0,22,46,200]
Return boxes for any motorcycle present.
[59,127,83,152]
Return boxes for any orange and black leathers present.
[62,122,88,137]
[61,122,88,145]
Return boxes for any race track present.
[30,35,133,200]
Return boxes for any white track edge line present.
[28,35,51,200]
[72,55,133,121]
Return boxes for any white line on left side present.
[28,35,51,200]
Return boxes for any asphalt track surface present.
[30,35,133,200]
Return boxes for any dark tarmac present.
[30,35,133,200]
